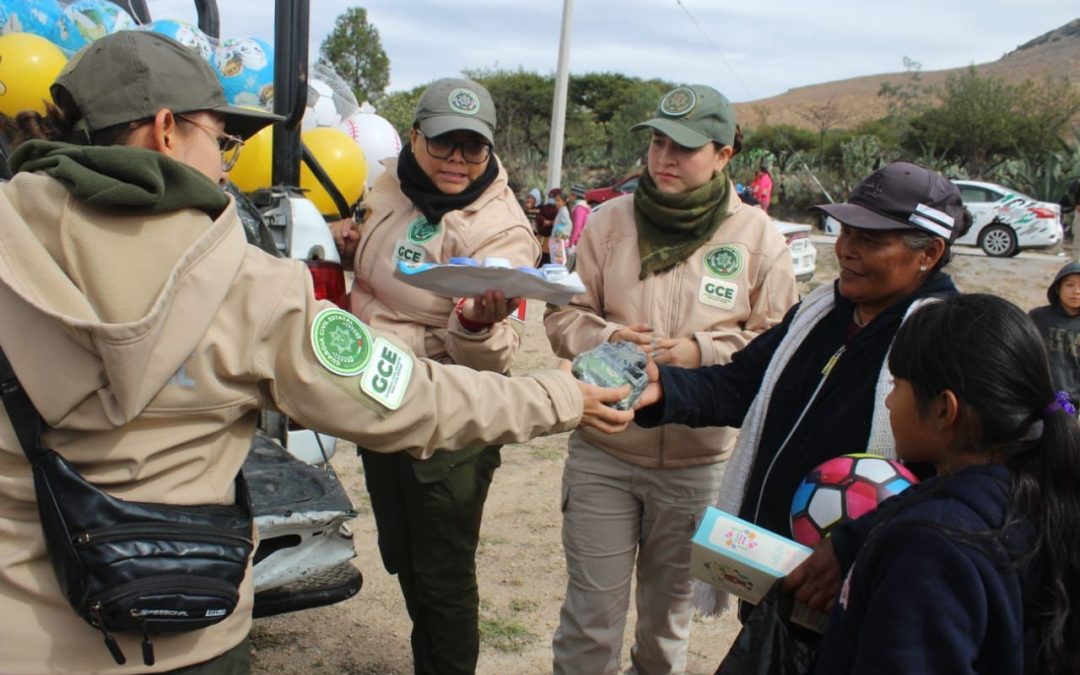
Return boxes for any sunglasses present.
[177,115,245,171]
[417,130,492,164]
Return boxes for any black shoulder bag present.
[0,349,254,667]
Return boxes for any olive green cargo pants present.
[361,445,501,675]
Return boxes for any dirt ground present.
[249,239,1072,674]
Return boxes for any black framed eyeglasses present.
[177,115,246,171]
[418,130,492,164]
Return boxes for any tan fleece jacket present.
[0,170,580,674]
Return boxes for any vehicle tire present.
[978,224,1018,257]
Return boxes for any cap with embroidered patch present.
[811,162,967,242]
[51,30,282,140]
[413,78,496,144]
[631,84,736,148]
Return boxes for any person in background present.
[635,162,969,642]
[550,188,573,266]
[800,294,1080,675]
[569,184,591,248]
[536,188,557,265]
[0,32,634,675]
[524,187,543,236]
[545,84,798,674]
[338,77,553,675]
[747,163,773,212]
[1028,260,1080,407]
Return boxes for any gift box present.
[691,506,829,632]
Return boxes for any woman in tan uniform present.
[336,78,538,675]
[0,34,631,675]
[544,85,798,674]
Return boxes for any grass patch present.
[509,597,540,613]
[479,616,536,653]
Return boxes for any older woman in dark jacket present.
[636,162,971,620]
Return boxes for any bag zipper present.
[73,523,252,549]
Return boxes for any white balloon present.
[337,112,402,189]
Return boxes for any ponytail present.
[1012,407,1080,673]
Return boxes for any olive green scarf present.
[633,169,732,278]
[10,140,229,218]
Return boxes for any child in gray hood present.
[1029,260,1080,406]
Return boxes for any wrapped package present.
[571,341,648,410]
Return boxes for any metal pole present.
[545,0,573,192]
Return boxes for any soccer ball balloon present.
[0,0,62,40]
[52,0,135,55]
[141,19,213,63]
[302,78,343,131]
[789,453,918,547]
[213,36,274,110]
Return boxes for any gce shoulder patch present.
[310,308,374,377]
[361,337,414,410]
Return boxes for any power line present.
[673,0,835,203]
[674,0,755,101]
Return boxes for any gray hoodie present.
[1029,261,1080,401]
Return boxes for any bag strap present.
[0,348,45,465]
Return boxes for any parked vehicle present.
[821,180,1063,258]
[585,173,640,205]
[951,179,1062,257]
[772,219,817,282]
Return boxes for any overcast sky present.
[148,1,1077,103]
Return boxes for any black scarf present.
[396,143,499,224]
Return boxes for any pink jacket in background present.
[570,199,590,246]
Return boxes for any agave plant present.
[991,133,1080,204]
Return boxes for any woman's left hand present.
[651,337,702,369]
[460,290,520,325]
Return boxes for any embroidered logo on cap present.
[448,88,480,115]
[311,308,374,377]
[407,217,439,244]
[659,87,696,117]
[704,245,743,279]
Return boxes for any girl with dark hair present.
[810,294,1080,674]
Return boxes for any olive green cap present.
[51,30,282,140]
[413,78,496,143]
[631,84,737,148]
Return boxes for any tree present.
[798,97,846,168]
[319,7,390,105]
[906,67,1080,177]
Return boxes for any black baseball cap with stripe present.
[51,30,282,140]
[812,162,967,242]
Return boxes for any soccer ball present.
[789,453,918,547]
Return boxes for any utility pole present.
[545,0,573,193]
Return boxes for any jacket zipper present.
[751,344,846,524]
[657,260,685,469]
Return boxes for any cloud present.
[144,0,1078,101]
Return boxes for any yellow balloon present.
[228,123,274,192]
[300,127,367,217]
[0,33,68,116]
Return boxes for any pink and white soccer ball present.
[337,112,401,188]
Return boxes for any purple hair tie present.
[1045,391,1077,418]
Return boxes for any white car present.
[951,179,1062,257]
[821,179,1062,258]
[773,219,817,282]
